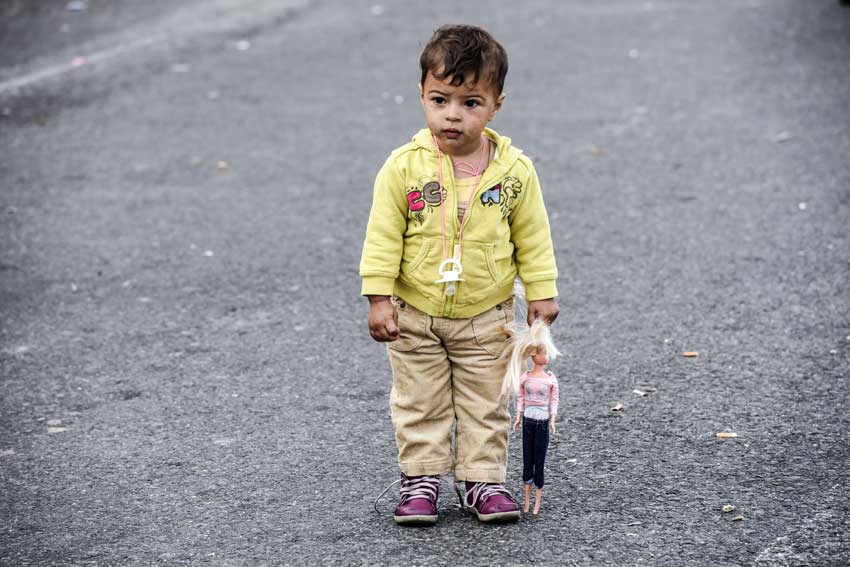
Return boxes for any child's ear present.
[418,82,424,102]
[490,93,506,120]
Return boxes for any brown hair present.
[420,25,508,95]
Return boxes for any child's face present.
[419,70,505,157]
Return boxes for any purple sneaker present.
[460,482,520,522]
[393,474,440,525]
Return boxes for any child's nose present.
[446,102,462,121]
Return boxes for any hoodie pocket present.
[399,237,442,300]
[455,241,498,306]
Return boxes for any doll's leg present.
[533,419,550,490]
[532,420,550,514]
[523,483,532,513]
[387,303,454,476]
[522,416,535,486]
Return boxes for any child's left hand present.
[527,298,560,326]
[549,417,556,433]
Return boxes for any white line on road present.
[0,0,309,96]
[0,35,161,95]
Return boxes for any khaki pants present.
[387,297,514,483]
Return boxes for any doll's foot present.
[393,474,440,525]
[460,482,520,523]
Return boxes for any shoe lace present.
[373,475,440,513]
[464,482,512,508]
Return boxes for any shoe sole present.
[474,509,521,523]
[394,514,438,526]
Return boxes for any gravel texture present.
[1,1,849,565]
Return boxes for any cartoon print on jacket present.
[406,175,522,225]
[406,179,446,226]
[480,176,523,219]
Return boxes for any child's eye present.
[465,100,481,108]
[432,96,446,104]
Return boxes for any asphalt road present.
[1,1,849,565]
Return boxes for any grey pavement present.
[1,1,849,565]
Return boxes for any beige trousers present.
[387,297,514,483]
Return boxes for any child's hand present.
[512,415,521,432]
[367,296,399,342]
[527,298,560,326]
[549,417,556,433]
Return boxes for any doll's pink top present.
[516,372,559,416]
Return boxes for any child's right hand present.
[512,415,521,431]
[367,296,399,342]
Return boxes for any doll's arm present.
[516,373,527,414]
[549,375,559,416]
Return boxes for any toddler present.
[360,24,559,524]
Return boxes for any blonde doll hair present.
[501,318,561,400]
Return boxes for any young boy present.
[360,24,559,525]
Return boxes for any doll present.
[503,318,560,515]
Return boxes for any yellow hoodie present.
[360,128,558,318]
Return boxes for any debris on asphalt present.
[66,1,88,12]
[203,250,214,257]
[716,432,738,439]
[611,403,624,412]
[683,351,699,358]
[633,389,647,397]
[771,131,793,143]
[47,427,67,434]
[731,515,745,522]
[46,419,62,427]
[722,505,736,513]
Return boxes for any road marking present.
[0,0,309,96]
[0,35,161,94]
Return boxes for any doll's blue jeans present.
[522,416,550,489]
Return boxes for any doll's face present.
[532,348,549,366]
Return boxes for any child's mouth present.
[443,129,461,140]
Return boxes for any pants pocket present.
[387,298,427,352]
[470,301,512,357]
